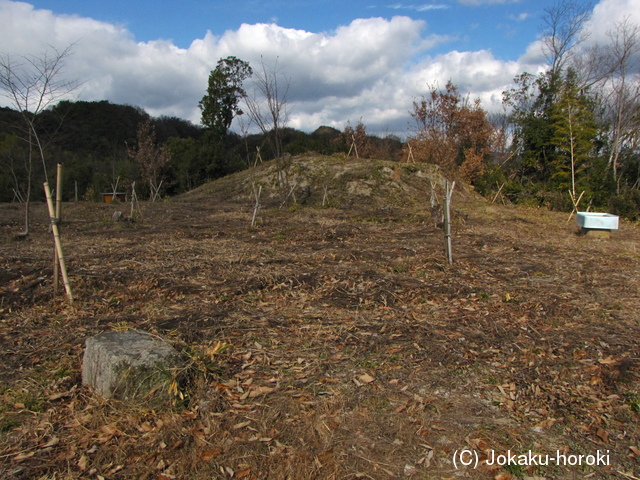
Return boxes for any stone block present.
[82,330,183,404]
[580,227,612,238]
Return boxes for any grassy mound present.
[181,154,475,211]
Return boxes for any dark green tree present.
[503,71,561,185]
[199,56,252,139]
[165,136,202,193]
[550,69,598,197]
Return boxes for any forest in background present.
[0,100,403,204]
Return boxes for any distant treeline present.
[2,95,640,221]
[0,100,403,203]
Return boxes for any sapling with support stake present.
[111,176,120,201]
[347,135,359,159]
[443,180,455,265]
[251,183,262,228]
[280,181,298,208]
[254,146,264,167]
[130,181,142,219]
[406,142,416,163]
[53,163,63,295]
[44,181,73,303]
[492,182,506,205]
[567,189,585,223]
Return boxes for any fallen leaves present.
[355,373,375,385]
[11,450,36,463]
[232,420,252,431]
[97,424,120,444]
[2,191,640,480]
[248,385,275,398]
[77,454,88,471]
[201,448,222,461]
[595,427,609,443]
[42,436,60,448]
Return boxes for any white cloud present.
[508,12,530,22]
[586,0,640,43]
[8,0,622,135]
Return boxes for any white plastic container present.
[576,212,619,230]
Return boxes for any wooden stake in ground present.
[130,181,142,219]
[111,176,120,201]
[44,182,73,304]
[406,142,416,164]
[567,190,585,223]
[491,182,506,205]
[347,135,359,159]
[251,184,262,228]
[322,183,329,207]
[254,146,264,167]
[280,182,298,208]
[53,163,63,295]
[444,180,455,265]
[150,179,163,203]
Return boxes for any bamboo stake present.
[111,176,120,201]
[254,146,263,167]
[44,182,73,303]
[444,180,455,265]
[55,164,63,220]
[407,142,415,164]
[130,181,142,219]
[491,182,505,205]
[53,163,63,295]
[567,190,585,223]
[251,184,262,228]
[347,135,359,159]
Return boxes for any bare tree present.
[541,0,593,76]
[244,57,291,200]
[487,110,517,167]
[597,17,640,189]
[0,44,79,235]
[128,119,170,202]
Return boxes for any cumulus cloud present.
[586,0,640,43]
[3,0,631,135]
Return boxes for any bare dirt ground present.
[1,157,640,480]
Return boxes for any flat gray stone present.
[82,330,183,404]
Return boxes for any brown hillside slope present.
[1,155,639,479]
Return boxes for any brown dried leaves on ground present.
[1,159,640,479]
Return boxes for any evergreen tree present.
[550,69,598,197]
[199,57,252,140]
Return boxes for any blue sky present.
[27,0,556,60]
[1,0,638,133]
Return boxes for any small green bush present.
[609,189,640,221]
[536,190,574,211]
